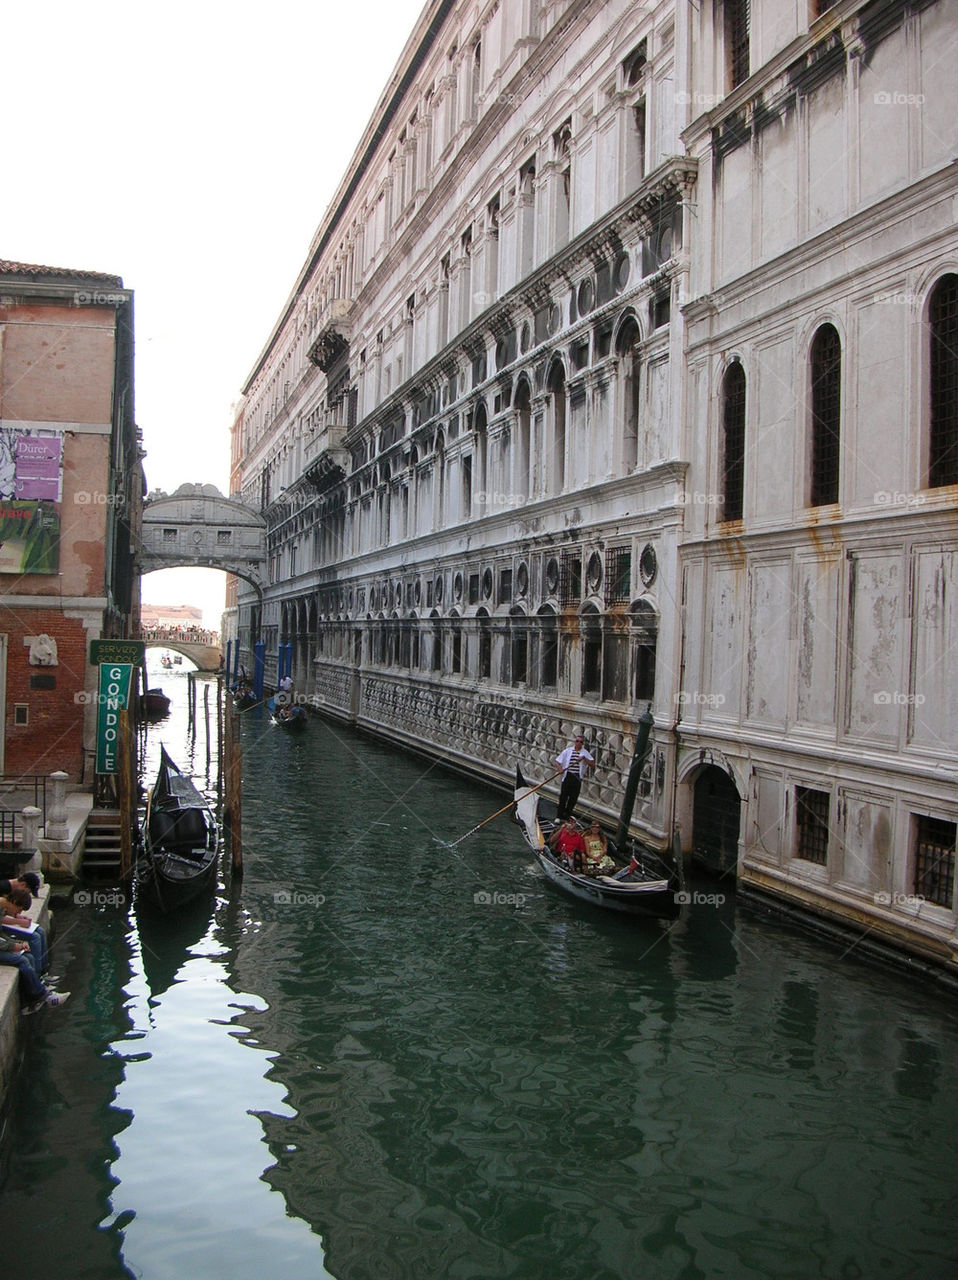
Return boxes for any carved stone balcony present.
[305,424,349,493]
[306,298,354,372]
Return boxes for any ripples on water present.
[2,674,958,1279]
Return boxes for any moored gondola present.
[136,747,218,913]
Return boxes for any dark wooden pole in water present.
[216,675,224,810]
[203,683,211,773]
[614,704,655,853]
[223,696,243,877]
[118,707,133,881]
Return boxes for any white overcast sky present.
[3,0,425,626]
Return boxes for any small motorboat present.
[136,747,218,913]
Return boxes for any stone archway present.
[691,765,742,877]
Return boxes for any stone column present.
[45,771,70,842]
[20,806,43,876]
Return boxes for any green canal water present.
[2,673,957,1279]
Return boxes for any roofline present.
[241,0,456,395]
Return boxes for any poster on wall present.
[0,426,62,574]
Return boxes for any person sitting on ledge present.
[548,819,586,873]
[0,933,68,1013]
[1,885,49,976]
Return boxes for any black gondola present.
[512,709,683,919]
[136,747,218,913]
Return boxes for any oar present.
[443,769,564,848]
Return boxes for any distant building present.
[140,603,203,631]
[230,1,958,972]
[0,260,142,778]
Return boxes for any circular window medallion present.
[517,561,529,597]
[586,551,602,594]
[519,321,531,354]
[481,567,493,599]
[547,302,562,336]
[614,252,631,293]
[434,575,444,603]
[545,557,559,595]
[453,571,463,602]
[577,278,595,315]
[639,543,657,587]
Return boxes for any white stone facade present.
[232,0,958,972]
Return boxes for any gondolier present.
[555,733,594,820]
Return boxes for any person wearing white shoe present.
[0,933,68,1012]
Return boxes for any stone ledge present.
[0,882,56,1108]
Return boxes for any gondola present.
[513,709,683,919]
[268,696,307,732]
[140,687,171,719]
[136,747,218,913]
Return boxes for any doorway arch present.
[691,765,741,877]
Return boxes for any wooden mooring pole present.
[223,691,243,878]
[118,707,134,881]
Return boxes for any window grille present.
[929,274,958,488]
[540,616,558,687]
[722,362,746,521]
[914,815,956,908]
[559,552,582,606]
[795,786,830,865]
[605,548,631,605]
[498,569,512,604]
[810,324,841,506]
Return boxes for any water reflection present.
[2,672,958,1279]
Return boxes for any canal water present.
[2,662,957,1279]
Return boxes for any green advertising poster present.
[96,663,133,775]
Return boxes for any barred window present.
[605,547,631,605]
[539,607,558,687]
[559,551,582,606]
[796,786,830,865]
[631,600,658,702]
[929,274,958,489]
[726,0,750,89]
[914,815,956,908]
[722,361,746,522]
[477,610,491,679]
[581,605,602,696]
[810,324,841,506]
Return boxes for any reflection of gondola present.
[137,747,218,913]
[136,891,213,1000]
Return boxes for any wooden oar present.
[444,769,564,848]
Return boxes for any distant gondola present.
[268,696,307,732]
[140,688,171,719]
[136,747,218,913]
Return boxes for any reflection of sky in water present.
[109,937,332,1280]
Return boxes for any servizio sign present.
[96,663,133,775]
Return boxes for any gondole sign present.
[0,427,63,575]
[95,664,133,775]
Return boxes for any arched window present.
[929,273,958,488]
[581,604,602,696]
[477,608,491,679]
[809,323,841,506]
[616,318,641,472]
[509,606,528,686]
[721,361,746,522]
[515,378,532,500]
[537,605,558,687]
[631,600,658,702]
[547,362,566,493]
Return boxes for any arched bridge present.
[138,483,266,590]
[138,636,222,672]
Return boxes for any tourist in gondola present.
[582,821,615,875]
[548,819,587,872]
[555,734,595,820]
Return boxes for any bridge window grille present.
[163,528,177,543]
[217,530,232,544]
[795,786,830,865]
[929,273,958,488]
[913,815,956,908]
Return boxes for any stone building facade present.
[231,0,958,971]
[0,261,142,778]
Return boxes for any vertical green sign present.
[96,663,133,775]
